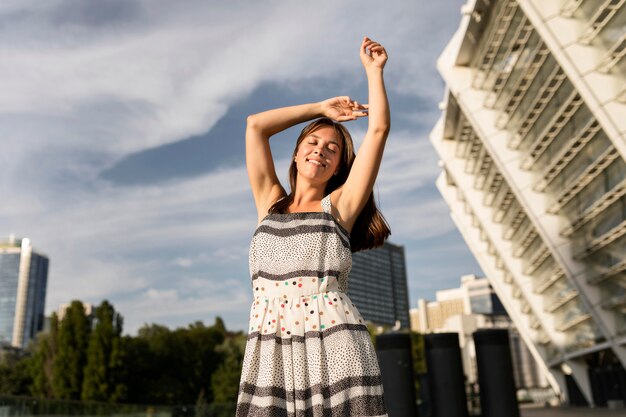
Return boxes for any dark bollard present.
[473,329,520,417]
[376,332,418,417]
[424,333,468,417]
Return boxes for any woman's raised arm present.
[246,103,320,221]
[246,99,367,221]
[335,37,390,229]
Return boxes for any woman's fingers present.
[334,109,368,122]
[361,35,388,69]
[363,40,380,50]
[361,38,375,55]
[326,97,368,119]
[362,37,386,56]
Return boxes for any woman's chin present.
[297,171,332,184]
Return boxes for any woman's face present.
[294,126,343,184]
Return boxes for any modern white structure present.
[430,0,626,407]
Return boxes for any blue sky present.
[1,0,482,334]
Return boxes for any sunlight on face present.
[295,126,343,183]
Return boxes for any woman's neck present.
[289,186,325,212]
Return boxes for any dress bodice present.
[248,194,352,297]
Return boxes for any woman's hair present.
[269,117,390,252]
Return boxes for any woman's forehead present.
[307,126,342,144]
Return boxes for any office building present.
[430,0,626,406]
[348,241,410,328]
[0,236,49,348]
[411,274,547,388]
[412,274,506,333]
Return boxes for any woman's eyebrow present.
[309,133,339,146]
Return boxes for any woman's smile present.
[306,157,326,168]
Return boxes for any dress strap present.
[321,194,332,214]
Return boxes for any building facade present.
[0,236,49,348]
[410,274,547,388]
[431,0,626,406]
[348,241,410,328]
[411,274,504,333]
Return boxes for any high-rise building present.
[0,236,49,348]
[431,0,626,406]
[348,241,410,328]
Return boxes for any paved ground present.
[521,406,626,416]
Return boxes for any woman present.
[237,37,391,417]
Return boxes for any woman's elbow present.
[371,123,391,137]
[247,114,260,129]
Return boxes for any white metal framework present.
[431,0,626,406]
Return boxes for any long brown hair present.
[269,117,390,252]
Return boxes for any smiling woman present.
[237,37,391,417]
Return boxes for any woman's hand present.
[360,37,388,71]
[320,96,368,122]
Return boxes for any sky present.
[1,0,483,335]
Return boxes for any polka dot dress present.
[236,194,388,417]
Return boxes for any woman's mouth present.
[306,158,326,168]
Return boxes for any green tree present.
[0,348,31,395]
[119,333,154,404]
[52,300,91,400]
[194,389,210,417]
[122,318,226,405]
[410,331,426,374]
[81,300,126,402]
[211,331,246,404]
[183,318,226,403]
[28,314,58,398]
[213,316,226,334]
[410,331,426,401]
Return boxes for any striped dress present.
[236,194,388,417]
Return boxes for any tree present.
[28,314,58,398]
[122,318,226,405]
[211,331,246,404]
[410,331,427,402]
[52,300,91,400]
[213,316,226,335]
[183,319,226,403]
[119,333,154,404]
[81,300,126,402]
[0,347,31,395]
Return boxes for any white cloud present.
[378,130,439,191]
[118,279,250,333]
[173,257,193,268]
